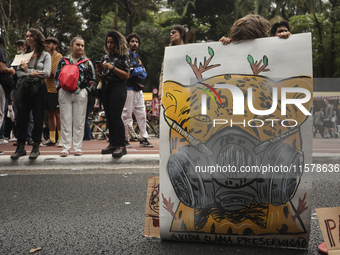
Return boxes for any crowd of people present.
[313,99,339,138]
[0,14,298,159]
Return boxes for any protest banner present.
[159,33,313,249]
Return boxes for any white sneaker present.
[0,138,8,145]
[57,140,63,147]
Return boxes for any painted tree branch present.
[292,193,308,222]
[187,46,220,81]
[162,193,177,220]
[247,55,270,75]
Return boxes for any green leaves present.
[208,47,214,57]
[263,55,268,66]
[247,54,254,65]
[186,55,192,64]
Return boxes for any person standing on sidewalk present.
[11,28,51,160]
[55,36,95,157]
[0,35,16,155]
[42,37,63,147]
[122,33,153,148]
[98,30,130,158]
[313,107,324,138]
[323,99,338,138]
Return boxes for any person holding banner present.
[11,28,51,160]
[158,24,186,101]
[270,20,291,39]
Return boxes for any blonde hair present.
[230,15,270,41]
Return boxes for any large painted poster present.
[160,33,313,249]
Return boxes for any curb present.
[0,154,160,171]
[0,153,338,171]
[312,153,340,164]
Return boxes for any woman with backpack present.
[11,28,51,160]
[97,30,130,158]
[54,36,95,157]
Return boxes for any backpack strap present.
[63,57,70,65]
[75,58,89,66]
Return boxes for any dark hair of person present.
[105,30,128,57]
[270,20,290,36]
[25,28,45,56]
[170,24,186,45]
[229,14,270,42]
[126,33,141,46]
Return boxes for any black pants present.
[16,85,47,144]
[102,80,127,147]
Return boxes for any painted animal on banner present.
[161,46,312,238]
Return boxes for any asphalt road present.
[0,168,338,255]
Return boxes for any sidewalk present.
[0,137,160,170]
[1,136,340,170]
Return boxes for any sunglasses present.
[277,29,289,33]
[170,30,178,35]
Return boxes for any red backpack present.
[58,57,88,92]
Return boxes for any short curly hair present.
[25,28,45,55]
[230,15,270,41]
[105,30,128,57]
[270,20,290,36]
[126,33,141,46]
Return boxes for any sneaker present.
[41,139,56,146]
[0,151,4,155]
[97,134,105,140]
[140,139,153,148]
[57,140,63,147]
[8,137,17,142]
[112,146,127,158]
[0,138,8,144]
[125,140,131,148]
[130,137,139,142]
[101,144,116,154]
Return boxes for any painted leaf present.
[263,55,268,66]
[208,47,214,57]
[186,55,192,64]
[247,54,254,65]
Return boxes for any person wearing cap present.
[42,37,63,147]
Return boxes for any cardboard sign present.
[11,51,34,66]
[316,207,340,254]
[144,176,160,237]
[159,33,313,249]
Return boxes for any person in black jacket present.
[98,30,130,158]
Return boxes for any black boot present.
[10,142,26,160]
[29,142,40,160]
